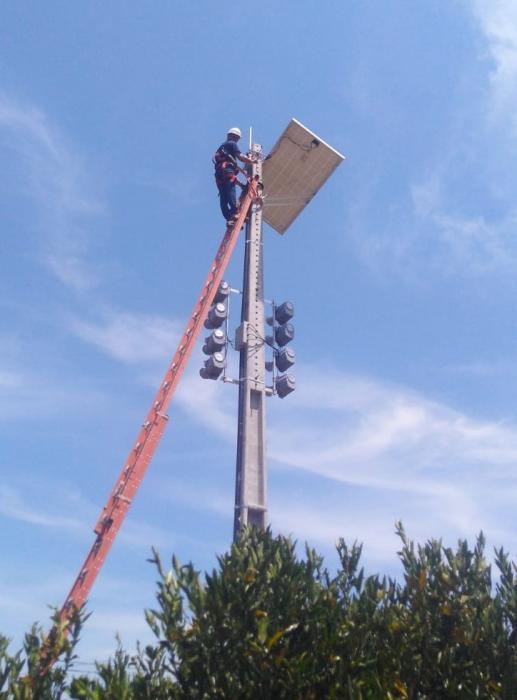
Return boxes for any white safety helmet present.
[227,127,242,138]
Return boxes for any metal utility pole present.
[234,144,267,537]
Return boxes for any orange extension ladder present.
[58,178,260,628]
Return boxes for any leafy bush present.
[3,525,517,698]
[0,609,81,699]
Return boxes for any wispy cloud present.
[70,308,182,364]
[0,93,104,291]
[119,518,180,550]
[157,476,232,519]
[0,485,86,531]
[269,369,517,552]
[473,0,517,132]
[0,571,155,664]
[445,358,517,378]
[175,365,517,482]
[175,370,237,439]
[269,369,517,482]
[349,4,517,279]
[355,162,517,279]
[0,479,176,567]
[0,369,24,389]
[68,307,237,432]
[271,501,401,563]
[61,294,517,556]
[76,608,155,664]
[409,174,517,275]
[166,363,517,554]
[0,355,112,422]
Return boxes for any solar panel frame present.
[262,118,345,234]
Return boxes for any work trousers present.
[218,179,238,221]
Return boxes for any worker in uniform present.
[214,127,256,224]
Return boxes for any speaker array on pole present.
[199,284,296,398]
[200,282,229,380]
[267,301,296,398]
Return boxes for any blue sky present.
[2,0,517,662]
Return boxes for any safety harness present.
[213,144,238,188]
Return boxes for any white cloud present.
[0,572,75,637]
[0,357,112,422]
[266,369,517,552]
[0,481,173,556]
[69,309,239,434]
[350,4,517,278]
[158,476,232,519]
[0,571,156,664]
[0,369,23,389]
[473,0,517,131]
[71,309,182,364]
[269,368,517,481]
[271,501,401,563]
[46,253,97,292]
[118,518,179,550]
[166,363,517,555]
[410,175,517,275]
[446,359,510,377]
[86,610,149,637]
[358,169,517,279]
[177,365,517,489]
[75,608,155,664]
[175,370,237,439]
[0,93,104,291]
[0,484,87,531]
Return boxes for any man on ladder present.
[214,127,256,225]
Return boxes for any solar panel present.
[262,118,345,234]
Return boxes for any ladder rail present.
[58,183,258,624]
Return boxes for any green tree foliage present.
[3,526,517,698]
[0,608,82,699]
